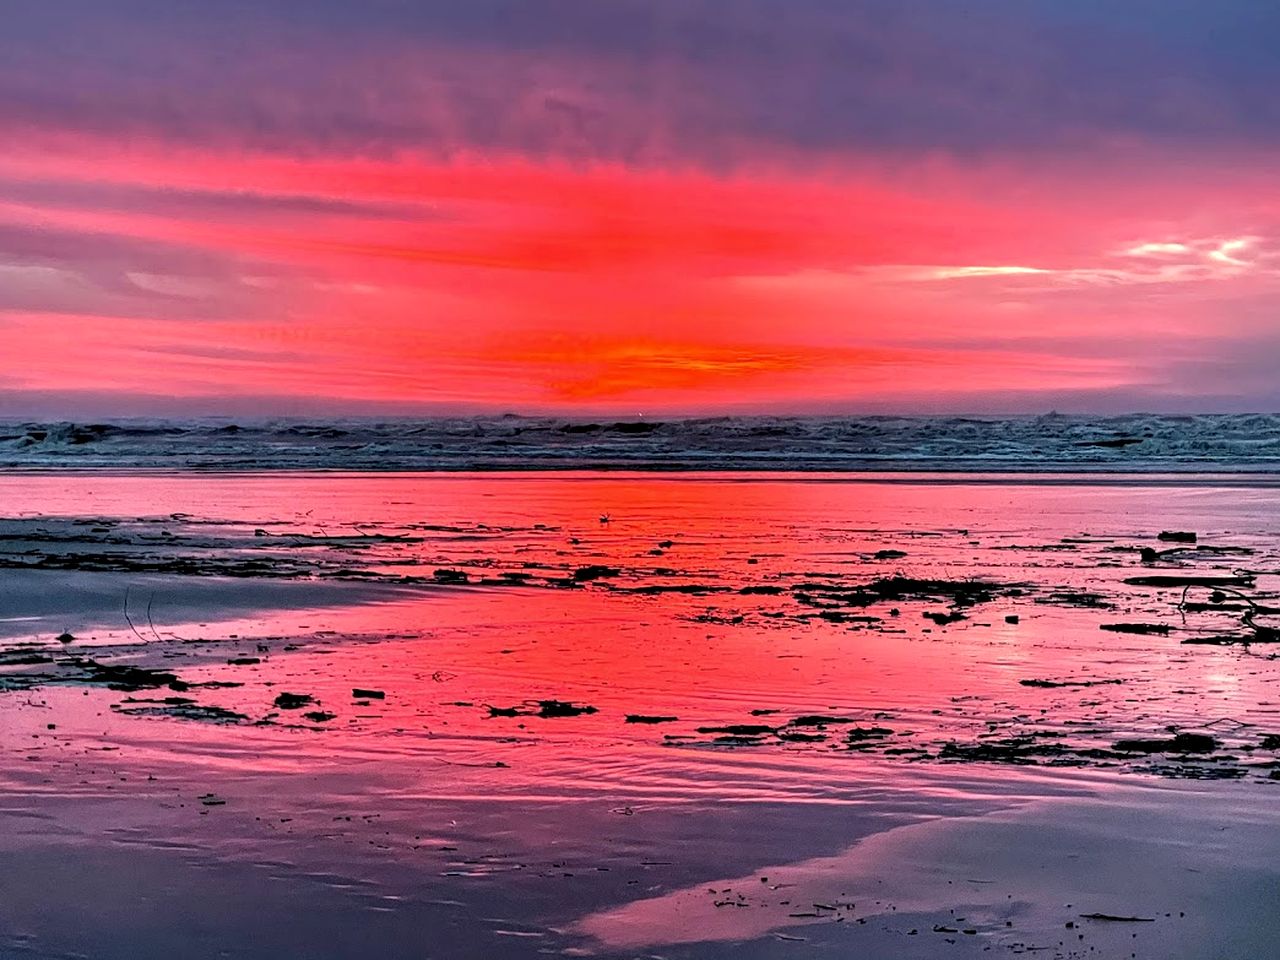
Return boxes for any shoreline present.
[6,466,1280,486]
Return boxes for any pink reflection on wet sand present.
[1,472,1279,956]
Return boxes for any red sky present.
[2,2,1279,416]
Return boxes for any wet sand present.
[1,472,1278,958]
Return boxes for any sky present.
[2,0,1279,417]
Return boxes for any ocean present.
[4,413,1280,471]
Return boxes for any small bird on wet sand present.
[599,514,610,524]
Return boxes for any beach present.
[7,0,1280,954]
[1,470,1278,958]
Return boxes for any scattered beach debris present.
[61,657,181,691]
[1125,574,1254,588]
[536,700,598,718]
[777,730,826,743]
[1099,622,1170,635]
[1079,913,1155,922]
[790,715,858,727]
[572,565,619,581]
[3,500,1279,793]
[844,726,894,745]
[0,650,53,666]
[1177,584,1280,644]
[1113,733,1217,754]
[1036,590,1113,609]
[795,576,1020,610]
[487,700,598,718]
[937,738,1065,764]
[696,724,776,736]
[273,692,314,710]
[114,702,248,724]
[1141,544,1252,563]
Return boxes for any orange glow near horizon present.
[2,136,1279,415]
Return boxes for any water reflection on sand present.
[1,472,1278,958]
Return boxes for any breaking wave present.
[2,414,1279,472]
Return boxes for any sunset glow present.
[7,10,1280,960]
[3,2,1280,414]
